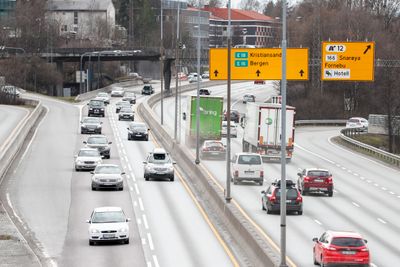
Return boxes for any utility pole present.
[174,3,181,142]
[225,0,232,203]
[160,0,164,125]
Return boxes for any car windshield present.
[125,93,135,97]
[331,237,365,247]
[92,211,125,223]
[205,141,223,147]
[120,108,132,113]
[148,153,171,163]
[132,125,146,131]
[238,155,261,165]
[87,137,107,144]
[82,118,99,123]
[349,119,360,123]
[78,150,100,157]
[90,100,103,107]
[308,171,330,177]
[95,165,121,174]
[276,188,298,199]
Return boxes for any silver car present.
[74,148,102,171]
[83,135,112,159]
[118,107,134,121]
[80,117,102,134]
[111,87,125,97]
[143,148,175,181]
[91,164,125,191]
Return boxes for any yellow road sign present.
[209,48,308,80]
[321,42,374,81]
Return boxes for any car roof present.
[326,230,363,239]
[82,117,100,120]
[305,168,329,172]
[234,152,261,156]
[348,117,366,120]
[93,206,123,213]
[96,163,119,168]
[129,122,146,126]
[79,147,99,152]
[88,134,107,138]
[153,148,166,154]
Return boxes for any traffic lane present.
[296,126,400,194]
[0,104,28,147]
[59,103,146,267]
[111,103,234,267]
[5,98,78,259]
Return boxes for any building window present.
[74,11,78,24]
[61,25,67,32]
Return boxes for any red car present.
[200,140,226,160]
[297,168,334,197]
[313,231,370,267]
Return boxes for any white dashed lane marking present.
[147,233,154,250]
[138,197,144,211]
[143,214,149,229]
[153,255,160,267]
[377,218,387,224]
[314,219,322,225]
[135,184,140,195]
[352,202,360,208]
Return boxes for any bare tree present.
[240,0,262,11]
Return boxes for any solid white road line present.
[153,255,160,267]
[314,219,322,225]
[352,202,360,208]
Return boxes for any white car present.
[231,153,264,186]
[346,117,368,132]
[87,206,130,246]
[91,164,125,191]
[222,121,237,138]
[96,92,110,105]
[74,148,102,171]
[111,87,125,97]
[188,74,202,83]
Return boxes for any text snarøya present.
[339,55,361,62]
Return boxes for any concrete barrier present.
[0,99,43,181]
[138,82,280,267]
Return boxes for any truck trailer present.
[242,102,295,162]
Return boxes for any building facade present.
[47,0,115,44]
[204,6,280,48]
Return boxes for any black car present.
[261,179,303,215]
[142,85,154,95]
[127,122,149,141]
[199,88,211,95]
[80,117,102,134]
[83,135,112,159]
[115,101,131,113]
[224,109,240,123]
[88,99,105,117]
[122,92,136,104]
[118,107,134,121]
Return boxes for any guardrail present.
[295,119,347,126]
[139,80,279,267]
[340,128,400,167]
[0,99,43,181]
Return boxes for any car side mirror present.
[100,122,103,124]
[121,172,126,175]
[261,190,265,194]
[172,161,177,165]
[108,142,112,144]
[126,218,131,222]
[127,128,130,130]
[90,171,94,174]
[312,237,318,242]
[83,141,87,144]
[87,103,89,105]
[297,172,301,176]
[86,219,91,223]
[364,239,368,244]
[143,161,147,164]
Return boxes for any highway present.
[153,81,400,267]
[0,105,29,148]
[1,88,233,267]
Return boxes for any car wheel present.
[313,252,319,265]
[233,178,238,185]
[89,240,95,246]
[328,191,333,197]
[266,206,272,214]
[170,176,174,182]
[91,186,96,191]
[259,180,263,186]
[145,176,149,181]
[118,117,121,121]
[124,238,129,244]
[75,168,80,172]
[106,155,110,159]
[119,187,123,191]
[102,114,105,117]
[298,210,303,215]
[145,137,149,141]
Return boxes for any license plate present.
[286,200,291,203]
[342,251,356,255]
[136,134,142,137]
[94,110,99,113]
[314,179,323,182]
[103,234,115,238]
[211,152,219,155]
[244,171,254,173]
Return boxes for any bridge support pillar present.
[56,61,64,96]
[164,59,172,94]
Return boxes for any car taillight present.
[327,246,337,251]
[234,170,239,177]
[269,195,276,203]
[260,170,264,178]
[327,176,333,184]
[361,247,369,252]
[296,193,303,203]
[203,147,209,151]
[304,176,310,182]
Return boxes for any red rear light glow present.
[260,170,264,178]
[327,246,337,251]
[269,195,276,203]
[304,176,310,182]
[234,170,239,177]
[327,176,333,184]
[296,192,303,203]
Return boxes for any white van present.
[231,153,264,186]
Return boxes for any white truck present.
[241,102,295,162]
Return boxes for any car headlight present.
[89,108,93,110]
[167,165,174,171]
[96,125,101,128]
[100,108,104,111]
[91,228,100,233]
[76,160,83,164]
[119,227,128,233]
[96,160,102,164]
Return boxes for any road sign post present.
[321,41,374,81]
[209,48,308,80]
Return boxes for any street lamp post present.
[160,0,164,125]
[225,0,232,203]
[195,6,201,165]
[174,3,181,142]
[80,52,93,94]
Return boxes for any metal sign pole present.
[195,5,201,164]
[225,0,232,203]
[280,0,288,266]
